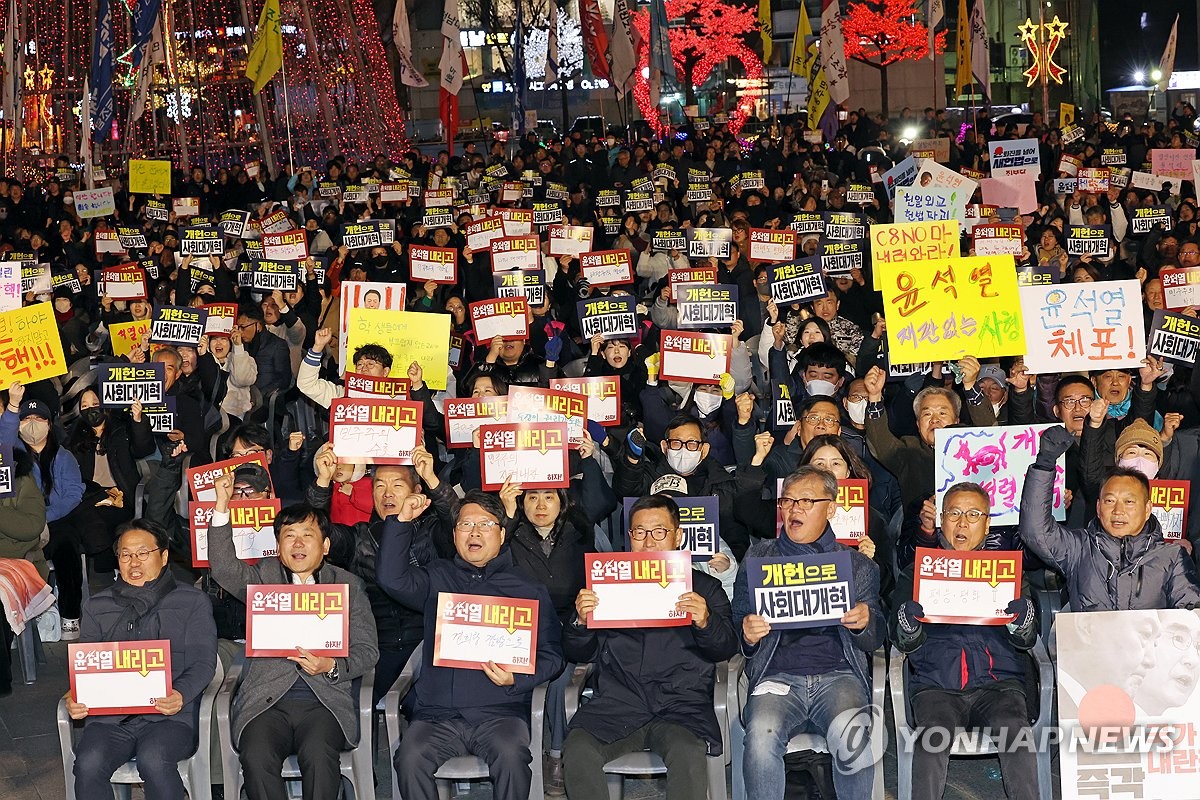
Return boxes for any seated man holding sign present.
[376,489,563,800]
[892,482,1039,800]
[65,519,218,800]
[733,465,884,800]
[562,494,738,800]
[208,472,379,800]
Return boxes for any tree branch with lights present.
[841,0,945,116]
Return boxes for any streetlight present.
[1152,68,1164,84]
[1134,69,1145,84]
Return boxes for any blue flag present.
[131,0,163,69]
[89,0,114,144]
[648,0,676,89]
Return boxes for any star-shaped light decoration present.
[1021,15,1069,88]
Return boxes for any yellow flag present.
[790,4,813,76]
[953,0,971,96]
[759,0,774,62]
[245,0,283,94]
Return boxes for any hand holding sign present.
[287,647,336,676]
[154,689,184,716]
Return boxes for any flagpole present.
[12,0,23,179]
[236,0,276,175]
[279,36,295,174]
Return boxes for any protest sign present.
[831,479,870,546]
[109,319,151,357]
[499,208,534,237]
[1151,148,1193,180]
[676,284,738,329]
[20,263,50,295]
[548,225,593,257]
[744,552,855,629]
[116,226,148,251]
[1058,153,1082,177]
[343,373,409,399]
[934,424,1067,526]
[1100,147,1127,167]
[748,228,798,262]
[95,363,165,407]
[549,376,621,426]
[190,499,281,569]
[895,186,963,222]
[769,258,827,303]
[0,444,13,499]
[186,453,272,501]
[658,330,733,384]
[1129,205,1172,234]
[585,551,693,628]
[1148,310,1200,365]
[773,382,797,430]
[493,268,547,307]
[580,250,634,286]
[179,226,223,257]
[1066,225,1112,259]
[202,302,238,337]
[218,209,251,238]
[1019,280,1145,373]
[465,216,504,251]
[171,197,200,218]
[0,263,17,311]
[979,174,1038,214]
[881,156,918,199]
[444,396,509,449]
[338,280,407,363]
[533,202,564,227]
[576,296,637,340]
[245,584,350,658]
[1077,168,1111,194]
[259,209,292,234]
[846,183,875,205]
[262,230,307,262]
[128,159,172,194]
[820,240,868,276]
[869,219,960,291]
[433,593,539,674]
[668,266,718,299]
[789,212,825,235]
[408,245,458,284]
[624,191,654,213]
[1159,267,1200,309]
[620,495,720,559]
[686,228,733,259]
[423,209,453,229]
[93,230,126,255]
[380,182,409,203]
[990,138,1040,177]
[344,307,450,390]
[913,547,1022,624]
[878,255,1024,364]
[0,303,68,385]
[911,137,951,162]
[249,260,301,292]
[139,398,175,434]
[478,422,570,491]
[69,641,171,715]
[150,305,207,347]
[507,386,588,449]
[469,297,529,342]
[971,223,1025,257]
[1149,479,1190,541]
[329,398,422,465]
[490,235,541,271]
[74,187,115,219]
[1052,178,1077,195]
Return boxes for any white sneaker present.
[61,618,80,641]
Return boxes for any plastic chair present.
[57,657,224,800]
[565,657,737,800]
[215,661,374,800]
[15,621,46,684]
[384,643,547,800]
[889,642,1055,800]
[729,648,887,800]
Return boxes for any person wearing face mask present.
[2,384,86,640]
[1079,416,1165,525]
[65,389,155,578]
[52,286,90,361]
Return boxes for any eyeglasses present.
[802,414,839,426]
[117,548,161,564]
[846,393,867,403]
[1057,397,1093,410]
[664,439,703,451]
[236,322,258,331]
[776,497,833,511]
[455,520,500,532]
[231,446,265,457]
[1169,633,1200,655]
[232,486,261,497]
[629,527,672,541]
[941,509,988,523]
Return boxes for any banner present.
[913,547,1022,624]
[190,499,280,569]
[745,551,855,629]
[329,397,422,465]
[1019,280,1145,373]
[478,422,570,491]
[69,640,171,714]
[0,303,68,385]
[585,551,692,628]
[659,330,733,384]
[433,592,539,673]
[245,584,350,657]
[343,307,450,390]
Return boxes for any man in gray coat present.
[209,471,379,800]
[1021,426,1200,611]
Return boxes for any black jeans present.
[563,720,709,800]
[397,716,532,800]
[46,516,82,618]
[73,717,195,800]
[238,697,346,800]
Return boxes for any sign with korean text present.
[831,478,869,546]
[789,212,825,235]
[190,499,281,569]
[879,255,1024,364]
[1150,479,1191,541]
[69,641,171,715]
[668,266,718,299]
[748,228,797,262]
[971,223,1024,257]
[548,224,593,257]
[0,303,68,386]
[895,187,963,223]
[0,263,18,312]
[408,245,458,284]
[1151,148,1193,180]
[913,547,1022,624]
[1077,168,1111,194]
[934,424,1067,526]
[262,230,307,262]
[912,138,951,162]
[990,139,1040,178]
[218,209,251,238]
[580,250,634,286]
[576,296,637,340]
[329,397,422,465]
[1066,225,1112,259]
[150,305,207,347]
[745,551,855,629]
[100,266,147,299]
[444,396,509,449]
[95,363,164,407]
[652,229,687,252]
[1159,268,1200,310]
[869,219,960,291]
[202,303,238,337]
[344,373,409,399]
[676,283,738,329]
[249,260,301,292]
[171,197,200,218]
[470,297,529,342]
[245,584,350,657]
[20,263,49,295]
[94,230,126,255]
[493,268,546,307]
[465,216,505,251]
[433,592,539,674]
[344,308,450,391]
[549,376,621,427]
[1130,205,1172,235]
[1149,311,1200,366]
[585,551,693,628]
[620,495,720,559]
[686,227,733,260]
[769,258,827,304]
[186,453,273,501]
[490,235,540,271]
[507,386,588,449]
[180,226,223,257]
[110,319,151,357]
[659,330,733,384]
[128,159,172,195]
[140,398,175,434]
[1019,280,1145,373]
[74,187,115,219]
[478,422,570,491]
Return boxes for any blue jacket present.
[733,527,884,695]
[375,516,564,723]
[1,409,84,523]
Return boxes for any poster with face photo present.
[338,281,407,371]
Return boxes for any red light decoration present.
[841,0,946,115]
[1019,16,1068,88]
[630,0,764,136]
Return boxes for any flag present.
[131,0,163,68]
[391,0,428,88]
[969,0,989,98]
[928,0,943,61]
[648,0,676,110]
[2,0,20,128]
[758,0,773,63]
[579,0,610,81]
[609,0,640,98]
[130,19,164,122]
[79,77,91,165]
[439,0,465,146]
[545,11,559,85]
[953,0,970,96]
[789,3,813,76]
[807,57,831,134]
[245,0,283,94]
[1158,13,1179,90]
[819,0,849,106]
[513,0,526,133]
[89,0,114,144]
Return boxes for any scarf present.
[106,570,178,641]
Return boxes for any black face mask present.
[370,255,389,268]
[81,408,106,428]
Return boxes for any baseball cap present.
[19,398,53,420]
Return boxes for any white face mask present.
[53,297,72,313]
[1117,456,1159,480]
[667,381,692,401]
[666,448,704,476]
[805,379,838,398]
[846,399,867,425]
[18,419,49,446]
[693,392,722,416]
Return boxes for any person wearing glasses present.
[733,465,884,800]
[560,494,738,800]
[65,519,218,800]
[234,305,292,398]
[376,489,563,800]
[892,482,1039,800]
[1133,609,1200,715]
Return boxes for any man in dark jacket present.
[236,305,292,396]
[377,489,564,800]
[562,494,738,800]
[892,482,1039,800]
[1021,426,1200,610]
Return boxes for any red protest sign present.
[245,584,350,657]
[913,547,1023,625]
[433,592,539,674]
[585,551,693,628]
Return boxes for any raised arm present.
[206,471,262,601]
[374,498,434,611]
[1018,427,1080,574]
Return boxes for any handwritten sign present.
[1159,267,1200,310]
[344,307,450,391]
[190,499,281,569]
[444,396,509,449]
[0,303,68,386]
[128,159,172,195]
[433,592,539,674]
[109,319,151,357]
[745,551,855,629]
[895,187,963,223]
[658,330,732,384]
[1151,148,1193,180]
[748,228,797,262]
[245,584,350,657]
[69,641,172,714]
[1150,479,1191,541]
[913,547,1022,625]
[580,249,634,286]
[465,216,504,251]
[548,224,593,257]
[507,386,588,449]
[934,424,1067,526]
[1077,168,1111,194]
[971,223,1025,257]
[1019,280,1145,373]
[585,551,693,628]
[408,245,458,284]
[74,187,115,219]
[490,235,540,271]
[831,478,869,546]
[869,219,960,292]
[329,397,422,465]
[479,422,569,491]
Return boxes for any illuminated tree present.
[842,0,946,116]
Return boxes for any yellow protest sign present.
[878,255,1024,365]
[345,308,451,390]
[0,302,69,385]
[128,159,172,195]
[1059,102,1075,128]
[110,319,152,357]
[870,219,960,291]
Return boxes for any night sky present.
[1098,0,1198,89]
